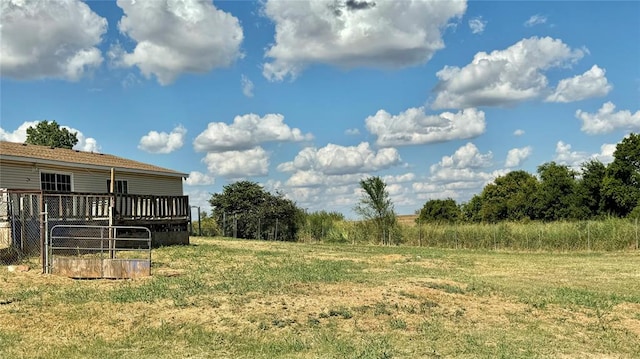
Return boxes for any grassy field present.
[1,237,639,358]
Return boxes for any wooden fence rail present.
[39,192,189,221]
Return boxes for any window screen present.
[107,180,128,194]
[40,172,72,192]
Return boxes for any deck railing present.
[115,194,189,220]
[40,192,189,221]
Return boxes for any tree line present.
[418,133,640,223]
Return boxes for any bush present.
[627,203,640,220]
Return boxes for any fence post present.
[257,217,261,240]
[233,213,237,238]
[223,212,226,237]
[42,203,48,274]
[587,221,590,251]
[39,193,45,271]
[493,225,497,251]
[636,217,638,250]
[454,222,458,249]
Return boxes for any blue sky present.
[1,0,639,218]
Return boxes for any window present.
[107,180,128,194]
[40,172,72,192]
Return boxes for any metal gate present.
[47,225,151,279]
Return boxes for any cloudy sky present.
[1,0,639,217]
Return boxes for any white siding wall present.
[0,160,183,195]
[0,161,40,190]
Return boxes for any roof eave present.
[0,155,188,178]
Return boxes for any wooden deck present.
[41,192,190,221]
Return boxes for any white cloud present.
[286,170,327,187]
[121,72,141,88]
[278,142,402,176]
[182,188,212,214]
[594,143,616,165]
[193,113,313,152]
[554,141,587,168]
[75,134,101,153]
[203,147,269,178]
[431,36,584,109]
[184,171,215,186]
[468,16,486,34]
[345,128,360,135]
[383,173,416,184]
[241,75,254,98]
[114,0,243,85]
[420,143,508,200]
[412,182,462,201]
[262,0,467,81]
[0,0,106,81]
[138,125,187,154]
[0,121,38,143]
[524,14,547,27]
[0,121,100,152]
[429,142,493,172]
[576,102,640,134]
[546,65,612,103]
[554,141,616,169]
[514,129,525,136]
[430,167,507,186]
[365,107,486,147]
[505,146,532,167]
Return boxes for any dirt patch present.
[611,303,640,338]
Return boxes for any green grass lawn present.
[1,237,639,358]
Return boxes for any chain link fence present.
[405,219,640,251]
[0,191,42,264]
[0,191,109,265]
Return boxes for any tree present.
[461,194,483,222]
[192,211,220,237]
[209,181,302,241]
[26,120,78,149]
[303,210,345,241]
[577,159,607,217]
[601,133,640,217]
[533,162,587,221]
[479,171,538,222]
[354,176,397,245]
[417,198,461,223]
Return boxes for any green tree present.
[192,211,220,237]
[303,210,345,241]
[417,198,461,223]
[26,120,78,149]
[209,181,302,241]
[577,159,607,217]
[533,162,588,221]
[628,202,640,220]
[480,170,538,222]
[354,176,397,245]
[461,194,483,222]
[601,133,640,217]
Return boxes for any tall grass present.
[318,218,639,251]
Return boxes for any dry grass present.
[396,214,418,227]
[1,237,639,358]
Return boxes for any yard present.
[1,237,639,358]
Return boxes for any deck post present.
[109,168,115,259]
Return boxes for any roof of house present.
[0,141,186,177]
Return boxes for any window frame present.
[107,179,128,194]
[39,171,73,192]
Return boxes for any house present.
[0,141,190,259]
